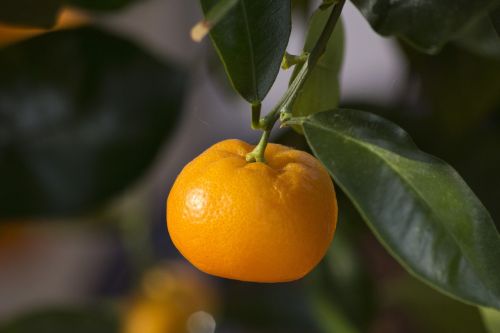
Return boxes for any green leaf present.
[302,109,500,309]
[200,0,291,103]
[481,307,500,333]
[0,27,186,218]
[350,0,500,53]
[0,306,118,333]
[290,8,344,133]
[0,0,62,28]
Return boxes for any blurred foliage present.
[220,281,322,333]
[384,276,487,333]
[481,307,500,333]
[491,7,500,36]
[308,192,375,333]
[0,27,186,218]
[0,9,88,48]
[0,306,119,333]
[0,0,139,29]
[0,0,61,28]
[67,0,138,11]
[401,43,500,138]
[455,16,500,58]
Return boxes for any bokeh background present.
[1,0,499,332]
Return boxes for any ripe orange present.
[0,9,87,47]
[122,262,216,333]
[166,139,338,283]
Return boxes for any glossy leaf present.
[350,0,500,53]
[0,27,186,218]
[302,109,500,309]
[0,307,118,333]
[200,0,291,103]
[481,307,500,333]
[0,0,62,28]
[290,8,344,133]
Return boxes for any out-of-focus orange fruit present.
[122,262,217,333]
[0,8,87,47]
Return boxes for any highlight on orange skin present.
[0,8,88,47]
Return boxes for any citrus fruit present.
[0,9,87,47]
[123,262,216,333]
[166,139,338,283]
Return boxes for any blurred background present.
[0,0,499,332]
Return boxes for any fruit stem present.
[246,0,345,162]
[246,129,270,163]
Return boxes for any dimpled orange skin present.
[166,139,338,283]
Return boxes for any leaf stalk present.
[246,0,346,163]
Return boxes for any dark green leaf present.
[0,27,186,218]
[290,8,344,133]
[339,101,500,230]
[0,306,118,333]
[0,0,62,28]
[350,0,500,53]
[302,109,500,309]
[200,0,291,103]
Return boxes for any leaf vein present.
[239,0,258,101]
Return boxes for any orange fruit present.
[166,139,338,283]
[123,262,216,333]
[0,9,87,47]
